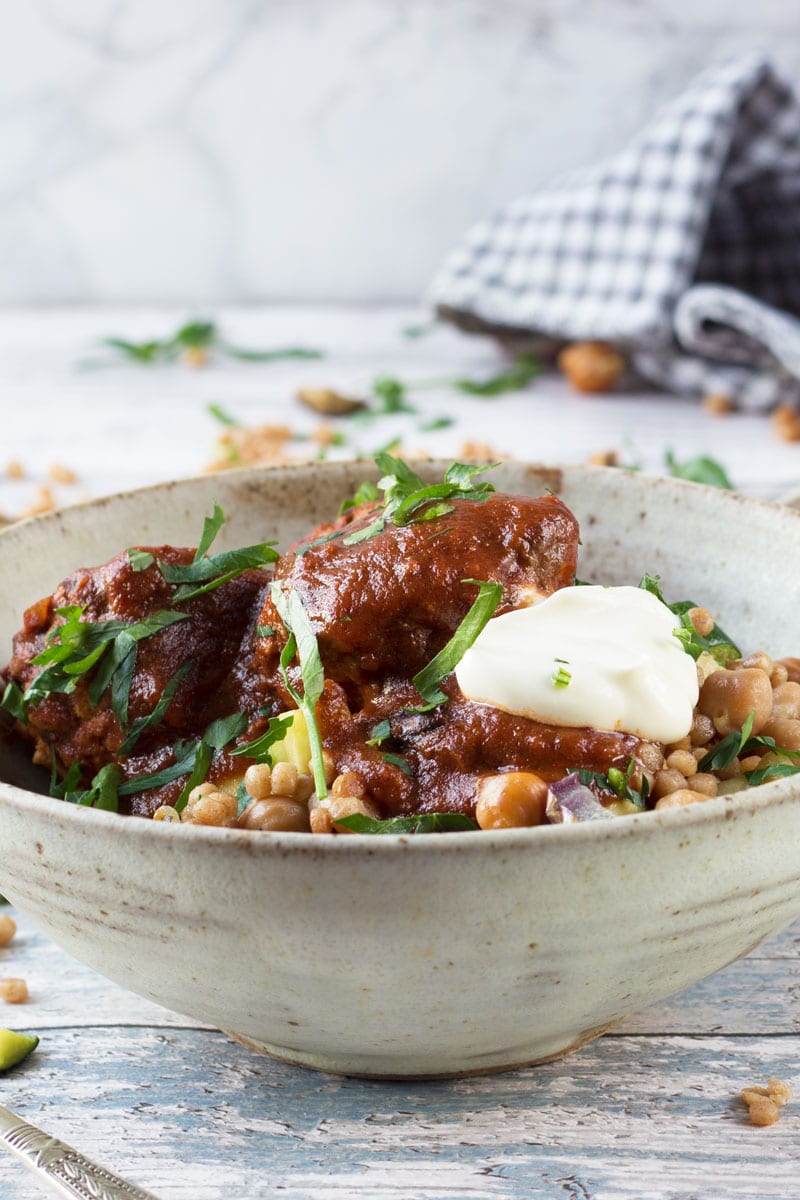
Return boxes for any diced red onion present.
[546,774,615,824]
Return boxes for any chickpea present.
[310,806,334,834]
[270,763,298,797]
[0,914,16,947]
[244,763,272,801]
[767,1078,793,1106]
[638,742,664,773]
[654,788,710,810]
[778,657,800,684]
[328,793,379,821]
[771,681,800,721]
[665,749,697,778]
[239,799,310,832]
[475,772,548,830]
[0,977,28,1003]
[652,768,687,799]
[698,668,773,736]
[321,751,337,787]
[331,771,366,800]
[770,663,790,688]
[690,773,719,797]
[557,341,626,393]
[295,773,315,802]
[760,716,800,751]
[737,652,773,674]
[187,791,238,827]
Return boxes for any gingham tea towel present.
[428,54,800,410]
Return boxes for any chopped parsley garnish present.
[117,660,195,756]
[270,583,328,799]
[230,714,294,764]
[333,812,478,834]
[114,710,248,813]
[366,719,392,747]
[418,416,454,432]
[128,549,155,572]
[92,320,324,368]
[410,579,503,710]
[665,451,733,490]
[339,480,380,515]
[144,503,279,604]
[208,403,237,426]
[355,355,540,420]
[337,454,497,548]
[638,573,740,665]
[576,757,649,809]
[698,710,800,778]
[257,625,276,638]
[4,605,189,728]
[381,752,413,775]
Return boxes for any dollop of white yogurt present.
[456,585,698,744]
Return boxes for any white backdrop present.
[2,0,798,304]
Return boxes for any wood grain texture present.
[2,910,799,1199]
[1,1027,798,1200]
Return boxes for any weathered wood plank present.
[1,1027,798,1200]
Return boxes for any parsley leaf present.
[381,752,413,775]
[638,574,740,665]
[270,583,328,799]
[116,711,247,812]
[333,812,478,834]
[452,352,540,396]
[117,660,195,756]
[151,502,279,605]
[366,719,392,747]
[128,549,155,572]
[698,711,756,772]
[411,579,503,709]
[665,451,733,490]
[230,714,294,764]
[576,757,649,809]
[95,320,324,367]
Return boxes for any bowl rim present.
[1,459,799,855]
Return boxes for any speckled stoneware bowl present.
[2,462,800,1078]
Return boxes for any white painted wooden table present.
[1,306,799,1199]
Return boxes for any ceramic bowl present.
[2,462,800,1079]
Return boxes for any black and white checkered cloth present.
[428,54,800,410]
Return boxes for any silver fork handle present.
[0,1104,160,1200]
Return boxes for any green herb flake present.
[333,812,478,834]
[452,352,540,397]
[576,757,649,809]
[0,681,28,724]
[638,573,740,665]
[230,714,293,764]
[128,549,155,573]
[158,506,279,603]
[366,719,392,747]
[208,403,237,426]
[117,660,195,757]
[411,579,502,709]
[270,583,328,799]
[418,416,455,432]
[551,662,572,689]
[665,451,733,490]
[257,625,276,638]
[381,752,413,776]
[698,710,756,773]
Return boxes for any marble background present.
[2,0,798,304]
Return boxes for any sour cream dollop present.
[456,585,699,744]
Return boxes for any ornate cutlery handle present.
[0,1104,160,1200]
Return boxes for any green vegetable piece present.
[638,573,740,665]
[665,451,733,490]
[0,1028,39,1072]
[411,579,503,709]
[333,812,478,834]
[270,584,328,799]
